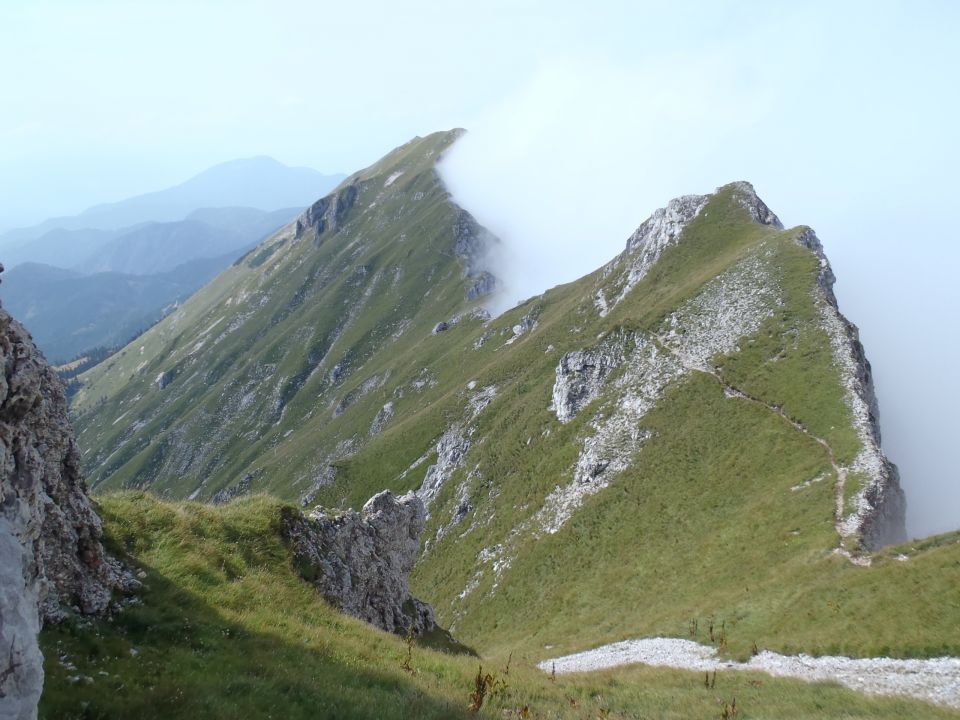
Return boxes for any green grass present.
[68,139,960,699]
[39,493,960,719]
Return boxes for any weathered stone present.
[466,270,498,301]
[451,206,501,301]
[295,182,359,240]
[369,401,394,435]
[0,300,136,720]
[552,333,630,423]
[282,491,435,636]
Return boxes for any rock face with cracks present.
[282,490,435,636]
[0,300,135,720]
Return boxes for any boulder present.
[282,490,435,636]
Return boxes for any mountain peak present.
[723,180,784,229]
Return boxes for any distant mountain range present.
[2,257,232,363]
[0,157,345,362]
[0,156,344,250]
[3,206,302,275]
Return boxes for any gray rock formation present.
[0,299,135,719]
[282,490,435,636]
[730,180,784,229]
[295,182,359,240]
[597,193,709,314]
[369,401,394,436]
[451,207,500,301]
[210,473,254,505]
[466,270,498,301]
[597,181,783,317]
[154,371,172,390]
[552,333,630,423]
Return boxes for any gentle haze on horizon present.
[1,0,957,536]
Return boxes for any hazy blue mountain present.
[0,157,344,250]
[2,207,301,275]
[184,206,302,236]
[0,206,301,360]
[1,255,244,363]
[1,227,121,269]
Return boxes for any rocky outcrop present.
[415,384,498,514]
[597,182,783,316]
[729,180,784,229]
[282,491,435,636]
[552,333,630,423]
[369,402,394,435]
[597,193,709,314]
[466,270,498,301]
[0,298,135,719]
[210,473,253,505]
[417,426,471,510]
[154,371,172,390]
[451,207,500,301]
[542,335,685,535]
[295,182,359,240]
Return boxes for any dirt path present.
[539,638,960,710]
[653,336,869,565]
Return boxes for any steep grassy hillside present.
[73,130,492,505]
[72,132,959,672]
[39,494,960,719]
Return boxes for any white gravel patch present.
[539,637,960,710]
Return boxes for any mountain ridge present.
[65,132,960,679]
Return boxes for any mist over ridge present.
[438,44,959,539]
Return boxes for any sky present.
[1,0,957,537]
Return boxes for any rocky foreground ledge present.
[0,284,437,718]
[0,301,138,720]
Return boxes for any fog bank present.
[438,9,959,538]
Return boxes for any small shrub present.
[468,665,496,712]
[718,697,738,719]
[400,630,414,673]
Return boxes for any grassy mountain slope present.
[72,132,960,672]
[39,493,960,720]
[73,130,491,503]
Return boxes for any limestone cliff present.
[0,293,135,719]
